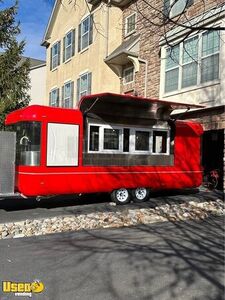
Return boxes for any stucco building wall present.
[44,0,123,107]
[29,65,46,105]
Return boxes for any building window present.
[62,81,74,108]
[88,123,170,155]
[63,30,75,62]
[182,36,198,88]
[201,31,220,83]
[49,88,59,107]
[78,15,93,52]
[77,72,92,101]
[123,66,134,84]
[164,0,193,19]
[50,41,61,70]
[164,30,220,94]
[125,13,136,35]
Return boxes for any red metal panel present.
[6,103,203,197]
[5,105,83,125]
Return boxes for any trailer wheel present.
[132,187,150,203]
[111,188,131,205]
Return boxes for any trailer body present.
[3,93,203,198]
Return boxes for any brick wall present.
[121,0,224,98]
[183,107,225,131]
[122,0,163,97]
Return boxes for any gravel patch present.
[0,198,224,239]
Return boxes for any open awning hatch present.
[78,92,204,121]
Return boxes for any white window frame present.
[49,88,59,107]
[80,72,88,97]
[152,129,170,155]
[63,81,72,108]
[65,30,73,62]
[88,122,170,155]
[125,13,136,36]
[80,15,91,51]
[88,123,123,154]
[51,41,60,70]
[123,66,135,84]
[129,128,151,154]
[200,30,220,84]
[163,29,220,95]
[78,71,91,100]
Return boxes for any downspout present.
[138,58,148,98]
[105,1,111,57]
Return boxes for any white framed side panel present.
[47,123,79,166]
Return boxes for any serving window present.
[153,131,168,154]
[89,126,99,151]
[135,130,150,152]
[88,123,170,155]
[104,128,120,150]
[88,124,123,153]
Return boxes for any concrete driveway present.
[0,215,224,300]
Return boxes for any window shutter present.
[58,41,61,66]
[77,78,80,102]
[49,92,52,106]
[72,29,76,56]
[89,15,93,45]
[87,72,92,95]
[61,86,64,107]
[57,88,60,106]
[50,47,53,70]
[78,24,81,52]
[63,37,66,63]
[71,81,74,107]
[186,0,194,8]
[163,0,170,18]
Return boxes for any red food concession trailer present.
[0,93,203,204]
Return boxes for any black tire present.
[131,187,150,203]
[110,188,131,205]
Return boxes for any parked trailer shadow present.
[0,188,222,213]
[15,215,224,300]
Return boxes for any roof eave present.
[42,0,60,47]
[104,51,138,65]
[88,0,132,8]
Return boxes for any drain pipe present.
[138,58,148,98]
[105,1,111,57]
